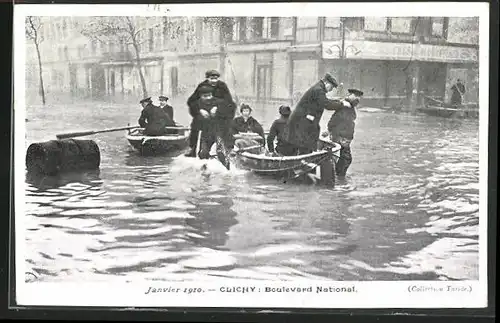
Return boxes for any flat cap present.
[279,105,291,116]
[140,97,152,104]
[323,73,338,87]
[205,69,221,78]
[158,95,169,101]
[348,88,364,97]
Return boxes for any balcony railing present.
[101,51,133,62]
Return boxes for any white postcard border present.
[13,2,490,309]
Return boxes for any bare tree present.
[25,16,46,105]
[80,17,160,99]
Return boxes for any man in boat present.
[185,69,236,157]
[266,105,294,156]
[450,79,466,107]
[282,73,352,156]
[195,85,235,164]
[158,95,174,121]
[138,97,176,136]
[230,104,265,155]
[326,88,364,179]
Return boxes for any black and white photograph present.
[14,2,489,308]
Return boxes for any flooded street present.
[22,102,480,282]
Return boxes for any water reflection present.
[23,111,480,282]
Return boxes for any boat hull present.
[126,129,189,155]
[418,104,479,119]
[231,139,341,185]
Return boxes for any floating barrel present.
[26,139,100,175]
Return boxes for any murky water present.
[23,102,480,282]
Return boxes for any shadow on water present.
[26,169,103,191]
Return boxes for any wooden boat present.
[230,135,341,187]
[418,96,479,119]
[126,127,189,155]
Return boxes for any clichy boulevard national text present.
[145,285,357,295]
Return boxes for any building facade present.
[25,16,479,121]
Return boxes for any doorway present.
[256,65,271,102]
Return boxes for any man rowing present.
[282,73,352,155]
[138,97,176,136]
[185,69,236,157]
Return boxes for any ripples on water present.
[24,111,480,282]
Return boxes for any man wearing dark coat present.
[450,79,466,107]
[266,105,293,156]
[327,88,364,178]
[193,86,235,165]
[138,97,176,136]
[185,69,236,157]
[158,95,174,121]
[283,73,351,155]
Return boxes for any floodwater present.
[22,102,481,282]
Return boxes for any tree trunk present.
[132,42,148,99]
[35,42,46,105]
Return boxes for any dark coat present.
[450,82,466,106]
[327,98,359,140]
[230,116,265,138]
[187,80,235,116]
[266,116,289,153]
[284,80,345,149]
[162,104,174,121]
[195,97,235,138]
[138,103,175,136]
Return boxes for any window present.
[108,41,115,54]
[282,17,294,39]
[431,17,445,37]
[251,18,264,39]
[344,17,364,31]
[390,17,412,33]
[270,17,280,39]
[297,17,318,28]
[162,18,170,45]
[325,17,341,28]
[365,17,388,31]
[62,18,68,38]
[238,17,247,41]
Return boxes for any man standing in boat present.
[185,69,236,157]
[282,73,352,155]
[194,85,234,167]
[326,88,364,179]
[138,97,176,136]
[158,95,174,121]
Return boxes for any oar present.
[56,126,191,140]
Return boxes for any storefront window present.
[390,17,412,33]
[365,17,388,32]
[431,17,445,37]
[323,17,341,40]
[296,17,318,42]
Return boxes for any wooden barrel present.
[26,139,100,175]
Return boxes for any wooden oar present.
[56,126,190,140]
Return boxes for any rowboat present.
[418,95,479,119]
[230,136,341,187]
[126,127,189,155]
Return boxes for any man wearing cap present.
[158,95,174,121]
[327,88,364,179]
[192,85,234,165]
[267,105,294,156]
[283,73,352,155]
[185,69,236,157]
[230,104,265,154]
[138,97,176,136]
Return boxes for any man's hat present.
[140,97,152,104]
[159,95,168,101]
[279,105,291,116]
[348,89,364,97]
[205,69,221,78]
[323,73,338,87]
[198,85,214,95]
[240,103,252,112]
